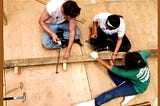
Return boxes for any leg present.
[41,24,60,49]
[58,21,81,39]
[119,34,131,52]
[96,27,110,48]
[108,71,126,86]
[95,81,138,106]
[109,34,131,52]
[89,27,110,51]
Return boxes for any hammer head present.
[22,92,26,102]
[57,40,62,46]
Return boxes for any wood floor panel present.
[3,0,157,106]
[4,63,91,106]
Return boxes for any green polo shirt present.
[111,51,151,93]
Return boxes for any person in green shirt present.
[74,51,151,106]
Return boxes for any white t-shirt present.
[93,12,125,37]
[46,0,66,24]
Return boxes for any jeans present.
[95,71,138,106]
[41,21,81,49]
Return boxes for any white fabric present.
[74,99,95,106]
[46,0,66,24]
[93,12,125,37]
[90,52,98,59]
[121,95,135,106]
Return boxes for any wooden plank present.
[3,49,157,68]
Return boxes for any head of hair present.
[62,0,81,18]
[106,14,123,29]
[125,52,147,69]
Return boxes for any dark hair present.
[125,52,147,69]
[106,14,123,29]
[62,0,81,18]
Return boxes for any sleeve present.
[93,14,100,22]
[46,0,56,15]
[111,66,136,79]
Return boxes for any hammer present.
[3,92,26,102]
[55,40,62,74]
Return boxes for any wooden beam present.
[3,49,157,68]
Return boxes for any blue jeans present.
[41,21,81,49]
[95,71,138,106]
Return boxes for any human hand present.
[51,33,58,42]
[90,51,98,60]
[63,50,70,59]
[111,54,117,62]
[91,33,97,38]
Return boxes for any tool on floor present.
[56,40,62,74]
[6,82,23,95]
[3,92,26,102]
[126,101,151,106]
[76,17,86,24]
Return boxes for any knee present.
[41,41,52,49]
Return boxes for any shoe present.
[121,95,135,106]
[74,39,83,46]
[96,46,109,52]
[74,99,95,106]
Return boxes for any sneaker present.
[121,95,135,106]
[74,99,95,106]
[96,46,109,52]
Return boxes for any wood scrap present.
[3,49,157,69]
[127,101,151,106]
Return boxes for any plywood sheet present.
[3,0,157,106]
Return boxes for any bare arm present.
[96,58,113,71]
[63,18,76,59]
[91,21,98,38]
[112,37,123,62]
[39,8,58,42]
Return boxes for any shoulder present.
[46,0,65,10]
[96,12,112,17]
[46,0,65,15]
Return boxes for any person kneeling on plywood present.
[86,12,131,62]
[39,0,82,59]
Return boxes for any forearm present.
[66,32,75,53]
[93,22,98,34]
[65,19,76,55]
[96,58,112,71]
[114,37,122,54]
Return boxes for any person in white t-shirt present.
[39,0,81,59]
[88,12,131,62]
